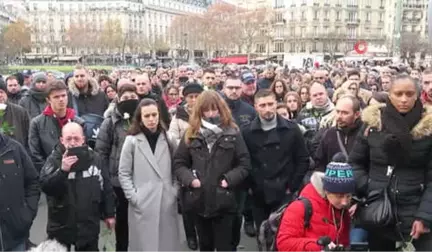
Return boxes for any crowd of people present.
[0,62,432,251]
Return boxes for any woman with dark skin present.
[350,75,432,251]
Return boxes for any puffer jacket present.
[95,107,129,187]
[168,105,190,145]
[39,144,115,247]
[276,172,351,251]
[349,104,432,239]
[28,113,85,171]
[0,134,40,251]
[173,127,250,217]
[18,89,47,119]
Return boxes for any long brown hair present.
[270,79,289,97]
[128,98,167,135]
[284,91,302,113]
[184,90,237,144]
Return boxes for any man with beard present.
[134,74,170,126]
[19,73,48,119]
[5,75,25,104]
[421,68,432,111]
[95,84,139,251]
[242,89,310,247]
[0,80,31,150]
[69,66,109,116]
[257,66,276,90]
[314,95,362,172]
[240,71,257,106]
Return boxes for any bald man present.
[40,122,115,251]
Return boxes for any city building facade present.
[0,2,18,33]
[259,0,388,59]
[25,0,207,59]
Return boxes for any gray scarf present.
[200,119,223,152]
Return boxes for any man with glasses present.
[222,76,256,250]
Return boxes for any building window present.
[62,48,66,54]
[33,3,38,11]
[290,42,295,52]
[313,26,318,36]
[256,44,265,53]
[300,42,306,52]
[348,12,357,21]
[314,10,318,19]
[36,47,40,54]
[274,42,284,52]
[366,12,371,21]
[380,13,384,21]
[301,11,305,20]
[348,28,356,39]
[324,10,329,19]
[312,42,317,51]
[290,27,295,36]
[336,11,340,20]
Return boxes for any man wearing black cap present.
[19,72,48,119]
[0,79,31,150]
[168,83,204,251]
[240,71,257,106]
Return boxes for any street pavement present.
[30,196,259,251]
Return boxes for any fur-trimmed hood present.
[361,103,432,140]
[68,77,100,97]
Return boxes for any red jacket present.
[276,172,351,251]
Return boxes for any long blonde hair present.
[185,90,237,144]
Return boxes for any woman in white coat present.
[119,98,180,251]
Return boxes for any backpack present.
[258,197,313,251]
[71,96,104,149]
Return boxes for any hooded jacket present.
[349,103,432,239]
[276,172,351,251]
[0,133,40,251]
[68,78,109,117]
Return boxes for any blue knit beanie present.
[323,162,355,194]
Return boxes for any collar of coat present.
[68,78,100,97]
[361,103,432,140]
[250,115,294,131]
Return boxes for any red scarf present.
[163,95,182,110]
[43,106,76,129]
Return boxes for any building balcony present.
[347,4,358,8]
[346,19,360,25]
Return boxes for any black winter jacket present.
[39,145,115,247]
[68,78,109,117]
[349,104,432,239]
[29,114,85,171]
[173,127,250,217]
[314,120,362,171]
[0,102,31,151]
[95,107,129,187]
[0,134,40,251]
[18,89,47,119]
[225,98,256,130]
[242,116,310,205]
